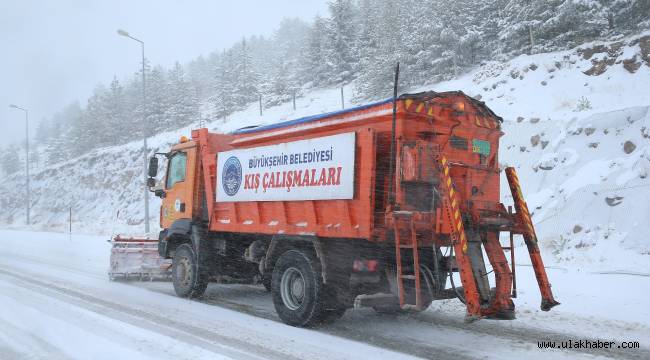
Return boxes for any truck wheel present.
[172,243,208,298]
[272,250,325,327]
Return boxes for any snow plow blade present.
[108,235,171,281]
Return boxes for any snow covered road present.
[0,270,247,360]
[0,230,648,359]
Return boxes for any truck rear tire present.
[172,243,208,298]
[271,250,326,327]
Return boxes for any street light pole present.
[9,104,30,226]
[117,29,150,234]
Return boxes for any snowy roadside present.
[0,230,419,360]
[0,229,648,360]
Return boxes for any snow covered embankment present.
[503,107,650,272]
[0,139,171,235]
[1,33,649,272]
[427,33,650,272]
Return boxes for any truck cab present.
[155,138,200,229]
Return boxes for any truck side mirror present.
[148,156,158,177]
[147,177,156,188]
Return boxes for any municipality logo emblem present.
[222,156,242,196]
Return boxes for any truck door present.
[161,146,197,229]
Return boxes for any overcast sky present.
[0,0,328,144]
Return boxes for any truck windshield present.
[166,152,187,189]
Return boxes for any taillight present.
[353,259,378,272]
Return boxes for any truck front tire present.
[172,243,208,298]
[272,250,328,327]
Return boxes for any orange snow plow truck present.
[143,91,559,326]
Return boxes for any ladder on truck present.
[393,211,423,310]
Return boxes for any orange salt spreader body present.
[146,91,558,326]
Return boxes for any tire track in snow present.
[0,256,419,360]
[0,279,225,360]
[4,251,646,360]
[0,268,296,360]
[166,284,648,360]
[0,250,108,281]
[0,257,520,360]
[148,285,475,360]
[150,285,633,360]
[0,317,72,360]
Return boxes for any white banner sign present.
[216,132,355,202]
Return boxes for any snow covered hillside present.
[1,33,648,271]
[424,32,650,272]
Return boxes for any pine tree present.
[146,66,168,132]
[302,15,331,87]
[186,55,212,101]
[81,84,109,147]
[68,106,93,155]
[323,0,358,85]
[587,0,650,32]
[354,0,381,97]
[39,101,83,162]
[102,77,128,145]
[625,0,650,30]
[499,0,547,54]
[35,117,51,143]
[45,119,68,164]
[213,50,237,118]
[122,75,143,139]
[498,0,605,54]
[233,38,260,108]
[265,18,309,105]
[0,145,20,175]
[30,149,40,171]
[354,1,399,99]
[167,61,200,128]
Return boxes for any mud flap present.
[190,224,215,278]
